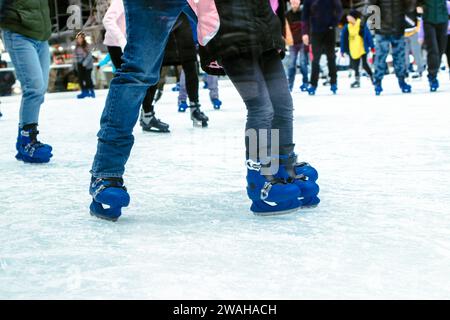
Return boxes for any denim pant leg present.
[178,70,187,104]
[391,36,407,81]
[2,31,49,127]
[91,0,187,178]
[409,33,425,74]
[299,46,310,84]
[222,54,274,161]
[374,35,391,85]
[287,45,300,89]
[207,75,219,100]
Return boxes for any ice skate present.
[178,101,188,113]
[140,110,170,133]
[300,83,309,92]
[190,103,209,128]
[428,76,439,92]
[77,89,90,99]
[89,177,130,222]
[16,124,53,164]
[350,78,360,88]
[307,86,317,96]
[211,98,222,110]
[399,80,412,93]
[89,89,96,98]
[330,84,338,94]
[374,83,383,96]
[246,160,302,216]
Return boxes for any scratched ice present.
[1,74,449,299]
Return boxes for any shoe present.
[211,98,222,110]
[89,177,130,222]
[190,103,209,128]
[428,76,439,92]
[178,101,188,113]
[307,86,317,96]
[16,124,53,163]
[140,110,170,133]
[300,83,309,92]
[399,79,412,93]
[77,89,90,99]
[330,84,338,94]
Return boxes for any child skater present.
[89,0,319,221]
[340,9,374,88]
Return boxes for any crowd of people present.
[0,0,448,221]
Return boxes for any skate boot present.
[77,89,90,99]
[246,160,301,216]
[211,98,222,110]
[350,78,361,88]
[300,83,309,92]
[178,101,188,113]
[171,83,180,92]
[428,76,439,92]
[399,79,412,93]
[140,110,170,133]
[277,145,320,208]
[89,89,96,98]
[154,89,163,103]
[89,177,130,222]
[16,124,53,163]
[374,83,383,96]
[190,103,209,128]
[330,84,338,94]
[307,86,317,96]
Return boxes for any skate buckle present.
[261,182,273,200]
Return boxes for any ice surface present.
[0,74,450,299]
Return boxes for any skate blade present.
[252,207,300,217]
[90,211,119,222]
[143,128,171,133]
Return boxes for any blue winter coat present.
[340,22,375,56]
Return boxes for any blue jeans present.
[2,30,50,127]
[374,35,407,85]
[91,0,191,178]
[287,44,309,89]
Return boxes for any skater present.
[192,0,320,215]
[0,0,53,163]
[0,59,15,96]
[404,9,426,79]
[74,32,96,99]
[369,0,416,95]
[89,0,319,221]
[286,0,310,92]
[418,0,449,91]
[301,0,343,95]
[103,0,170,133]
[179,70,222,110]
[340,9,374,88]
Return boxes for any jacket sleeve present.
[365,24,375,49]
[103,0,127,50]
[301,0,310,36]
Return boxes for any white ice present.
[1,74,450,299]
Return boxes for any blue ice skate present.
[428,76,439,92]
[172,83,180,92]
[307,86,317,96]
[246,160,301,216]
[178,101,188,112]
[375,84,383,96]
[330,84,338,95]
[300,83,309,92]
[399,80,412,93]
[89,89,96,98]
[277,146,320,208]
[211,98,222,110]
[89,177,130,222]
[16,125,53,163]
[77,89,90,99]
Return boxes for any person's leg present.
[310,33,323,87]
[299,45,309,85]
[351,57,361,78]
[361,54,373,78]
[142,85,157,113]
[424,22,440,79]
[2,31,48,127]
[435,23,449,70]
[178,69,188,104]
[107,46,124,69]
[86,69,94,90]
[373,35,391,85]
[181,60,199,103]
[405,37,412,71]
[409,33,425,74]
[325,28,338,85]
[287,45,300,90]
[262,50,294,151]
[391,35,408,81]
[91,0,187,179]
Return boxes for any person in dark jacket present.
[418,0,449,91]
[0,0,53,163]
[0,59,16,96]
[340,9,374,88]
[286,0,310,92]
[369,0,416,95]
[301,0,343,95]
[199,0,320,215]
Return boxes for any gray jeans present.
[179,71,219,103]
[405,32,425,74]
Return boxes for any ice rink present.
[1,74,450,299]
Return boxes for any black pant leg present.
[325,28,338,85]
[181,60,199,103]
[310,33,324,87]
[107,46,124,70]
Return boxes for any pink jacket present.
[187,0,279,46]
[103,0,127,50]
